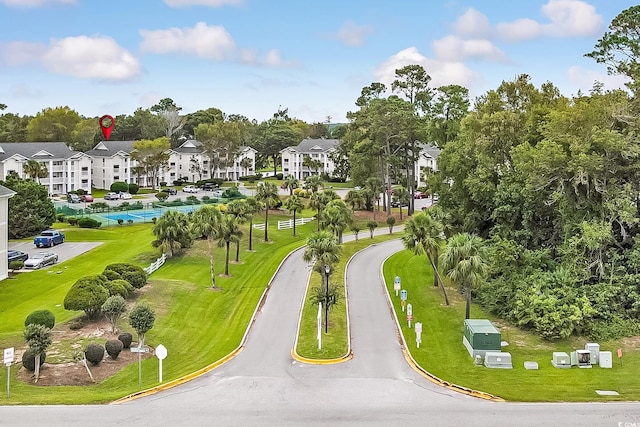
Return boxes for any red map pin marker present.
[99,115,115,140]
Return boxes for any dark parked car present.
[200,183,219,191]
[391,199,408,208]
[7,250,28,263]
[162,188,177,195]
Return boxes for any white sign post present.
[317,303,322,350]
[394,276,401,296]
[155,344,167,383]
[407,304,413,328]
[4,347,14,398]
[415,323,423,348]
[400,290,407,312]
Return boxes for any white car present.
[24,252,58,269]
[183,185,199,193]
[119,192,133,200]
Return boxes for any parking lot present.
[9,241,103,271]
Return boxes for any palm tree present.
[402,211,450,305]
[283,175,298,195]
[365,177,384,219]
[23,160,48,183]
[393,187,410,220]
[255,182,280,242]
[321,199,352,243]
[442,233,488,319]
[217,214,244,276]
[284,194,305,236]
[304,175,323,193]
[190,205,222,289]
[310,190,340,231]
[344,189,366,210]
[239,157,253,177]
[351,224,361,241]
[152,210,192,258]
[226,199,248,262]
[367,220,378,239]
[303,230,341,332]
[244,197,263,251]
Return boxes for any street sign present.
[4,347,14,365]
[400,289,407,301]
[131,346,150,353]
[415,322,423,348]
[407,304,412,316]
[407,313,413,328]
[394,276,401,296]
[156,344,167,383]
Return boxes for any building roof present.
[0,184,15,198]
[283,138,340,154]
[85,140,135,158]
[420,143,441,159]
[0,142,82,161]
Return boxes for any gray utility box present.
[571,350,592,368]
[599,351,612,368]
[484,351,513,369]
[463,319,502,358]
[552,352,571,368]
[585,343,600,364]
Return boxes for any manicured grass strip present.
[383,250,640,402]
[295,233,402,359]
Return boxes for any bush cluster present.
[105,339,124,359]
[118,332,133,348]
[77,217,101,228]
[85,343,105,365]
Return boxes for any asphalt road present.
[1,239,637,426]
[9,240,103,270]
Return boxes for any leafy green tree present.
[302,155,323,175]
[402,211,449,305]
[26,106,81,142]
[128,303,155,347]
[22,160,48,183]
[2,174,55,238]
[130,137,171,190]
[344,189,366,210]
[195,120,243,175]
[152,210,192,257]
[64,275,110,319]
[70,118,101,152]
[386,216,396,234]
[284,194,305,236]
[393,187,410,220]
[102,295,127,333]
[226,199,249,262]
[0,112,29,142]
[442,233,488,319]
[255,108,304,175]
[23,323,52,382]
[217,214,243,276]
[191,205,222,289]
[255,182,280,242]
[367,220,378,238]
[24,310,55,329]
[183,107,224,138]
[351,224,361,241]
[586,5,640,95]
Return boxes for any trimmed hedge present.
[22,349,46,371]
[24,310,55,329]
[118,332,133,349]
[85,343,105,365]
[105,340,124,359]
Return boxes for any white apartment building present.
[415,143,441,187]
[85,140,257,189]
[0,184,15,281]
[0,142,93,195]
[280,138,339,180]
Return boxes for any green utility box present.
[463,319,502,358]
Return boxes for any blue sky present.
[0,0,632,124]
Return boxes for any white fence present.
[144,253,167,275]
[253,217,315,230]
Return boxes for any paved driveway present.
[9,240,103,269]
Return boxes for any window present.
[114,176,120,180]
[81,167,88,172]
[113,165,120,170]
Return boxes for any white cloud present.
[163,0,242,7]
[139,22,236,61]
[453,8,491,38]
[0,36,140,81]
[333,21,374,47]
[432,36,507,62]
[0,0,75,7]
[41,36,141,80]
[373,47,478,89]
[567,66,631,92]
[497,0,602,42]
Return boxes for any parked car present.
[80,194,94,202]
[119,192,133,200]
[161,188,177,195]
[7,250,28,263]
[414,191,428,199]
[183,185,199,193]
[34,230,65,248]
[212,190,225,198]
[24,252,58,269]
[391,199,409,208]
[104,192,120,200]
[67,193,80,203]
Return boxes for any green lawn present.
[383,249,640,402]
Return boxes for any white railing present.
[277,217,315,230]
[144,253,166,275]
[253,217,315,230]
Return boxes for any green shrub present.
[110,181,128,193]
[118,332,133,348]
[128,183,139,194]
[117,218,124,225]
[64,275,110,319]
[25,310,55,329]
[102,269,121,281]
[67,217,78,226]
[105,264,147,289]
[68,317,84,330]
[103,279,132,298]
[127,219,134,225]
[21,349,46,371]
[9,260,24,271]
[56,214,65,222]
[77,217,101,228]
[85,343,105,365]
[105,339,124,359]
[159,181,167,187]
